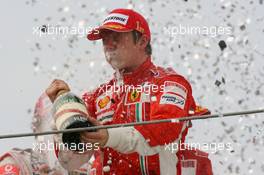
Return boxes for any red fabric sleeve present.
[135,75,194,147]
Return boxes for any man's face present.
[101,30,138,70]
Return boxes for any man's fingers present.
[87,116,101,126]
[81,138,98,144]
[81,131,103,140]
[51,79,70,92]
[45,79,70,102]
[81,133,100,144]
[80,129,109,147]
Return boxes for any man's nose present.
[102,36,117,49]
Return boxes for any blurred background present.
[0,0,263,174]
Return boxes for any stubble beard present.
[105,51,125,70]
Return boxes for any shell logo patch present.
[98,96,110,109]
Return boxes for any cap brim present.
[87,24,133,41]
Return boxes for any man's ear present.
[139,35,149,48]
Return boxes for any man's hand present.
[45,79,70,103]
[80,117,109,148]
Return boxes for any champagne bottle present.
[52,91,94,150]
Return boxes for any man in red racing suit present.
[46,8,213,175]
[82,58,211,175]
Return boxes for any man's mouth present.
[105,51,117,62]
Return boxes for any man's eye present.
[112,34,120,42]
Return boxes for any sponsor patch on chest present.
[163,81,187,99]
[95,93,114,124]
[124,89,151,105]
[98,96,111,109]
[125,89,142,105]
[160,93,186,109]
[96,93,112,113]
